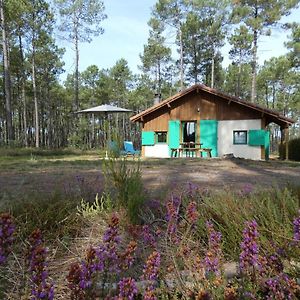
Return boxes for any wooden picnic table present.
[171,142,212,158]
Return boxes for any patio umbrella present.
[75,104,132,157]
[76,104,132,114]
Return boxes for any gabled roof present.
[130,84,295,127]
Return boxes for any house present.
[130,84,294,160]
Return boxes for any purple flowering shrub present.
[1,184,300,299]
[66,213,141,298]
[27,229,54,300]
[0,213,15,264]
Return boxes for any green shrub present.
[178,186,300,260]
[279,137,300,161]
[0,192,83,243]
[102,158,145,224]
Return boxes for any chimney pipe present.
[154,93,161,105]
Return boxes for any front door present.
[200,120,218,157]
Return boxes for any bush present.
[0,192,83,243]
[279,137,300,161]
[102,158,145,224]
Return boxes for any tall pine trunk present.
[18,35,28,147]
[179,27,184,90]
[0,0,13,142]
[32,48,39,148]
[211,55,215,88]
[74,21,79,110]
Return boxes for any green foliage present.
[77,193,112,218]
[55,0,107,43]
[0,192,83,242]
[279,138,300,161]
[102,158,145,224]
[187,187,299,260]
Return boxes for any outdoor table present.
[180,142,203,157]
[171,143,212,158]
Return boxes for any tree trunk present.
[211,55,215,89]
[179,27,184,90]
[251,29,258,103]
[74,22,79,109]
[237,58,241,97]
[32,51,39,148]
[18,35,28,147]
[0,0,13,142]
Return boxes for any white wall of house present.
[145,144,170,158]
[218,119,261,160]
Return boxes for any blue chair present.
[108,141,126,157]
[123,141,140,156]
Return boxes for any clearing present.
[0,154,299,198]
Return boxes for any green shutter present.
[264,131,270,160]
[200,120,218,157]
[248,130,265,146]
[142,131,155,145]
[248,130,270,160]
[168,120,180,149]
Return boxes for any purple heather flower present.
[0,213,15,264]
[166,195,181,241]
[102,214,121,273]
[118,277,138,300]
[240,183,253,197]
[243,291,256,299]
[187,182,199,197]
[239,220,259,273]
[186,201,199,227]
[292,210,300,243]
[204,221,222,276]
[143,286,157,300]
[120,241,137,270]
[28,230,54,300]
[141,225,156,247]
[142,251,160,300]
[142,251,161,282]
[265,273,294,300]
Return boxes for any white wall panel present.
[218,120,261,160]
[145,144,170,158]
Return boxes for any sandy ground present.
[0,157,299,199]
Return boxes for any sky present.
[57,0,300,82]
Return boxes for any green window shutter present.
[264,131,270,160]
[142,131,155,145]
[248,130,270,160]
[248,130,265,146]
[168,120,180,148]
[200,120,218,157]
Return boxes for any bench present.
[198,148,212,158]
[171,147,212,158]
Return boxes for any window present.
[233,130,247,144]
[155,132,167,143]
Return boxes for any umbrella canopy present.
[75,104,132,114]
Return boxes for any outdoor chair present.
[123,141,140,156]
[108,141,126,157]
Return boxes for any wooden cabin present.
[130,84,294,160]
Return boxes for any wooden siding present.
[143,90,262,131]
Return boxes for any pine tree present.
[55,0,106,109]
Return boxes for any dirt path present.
[0,158,299,198]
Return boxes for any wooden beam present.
[285,127,289,160]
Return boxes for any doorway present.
[182,121,196,143]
